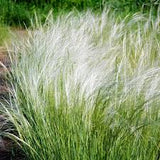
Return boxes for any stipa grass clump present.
[2,10,160,159]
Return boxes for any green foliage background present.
[0,25,9,45]
[0,0,159,27]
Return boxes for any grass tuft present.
[2,9,160,159]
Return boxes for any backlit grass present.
[2,9,160,159]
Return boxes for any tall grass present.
[2,9,160,159]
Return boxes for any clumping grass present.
[2,9,160,159]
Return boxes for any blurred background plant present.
[0,0,159,27]
[0,24,9,46]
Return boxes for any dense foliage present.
[0,0,159,27]
[13,0,159,10]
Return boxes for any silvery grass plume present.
[2,9,160,159]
